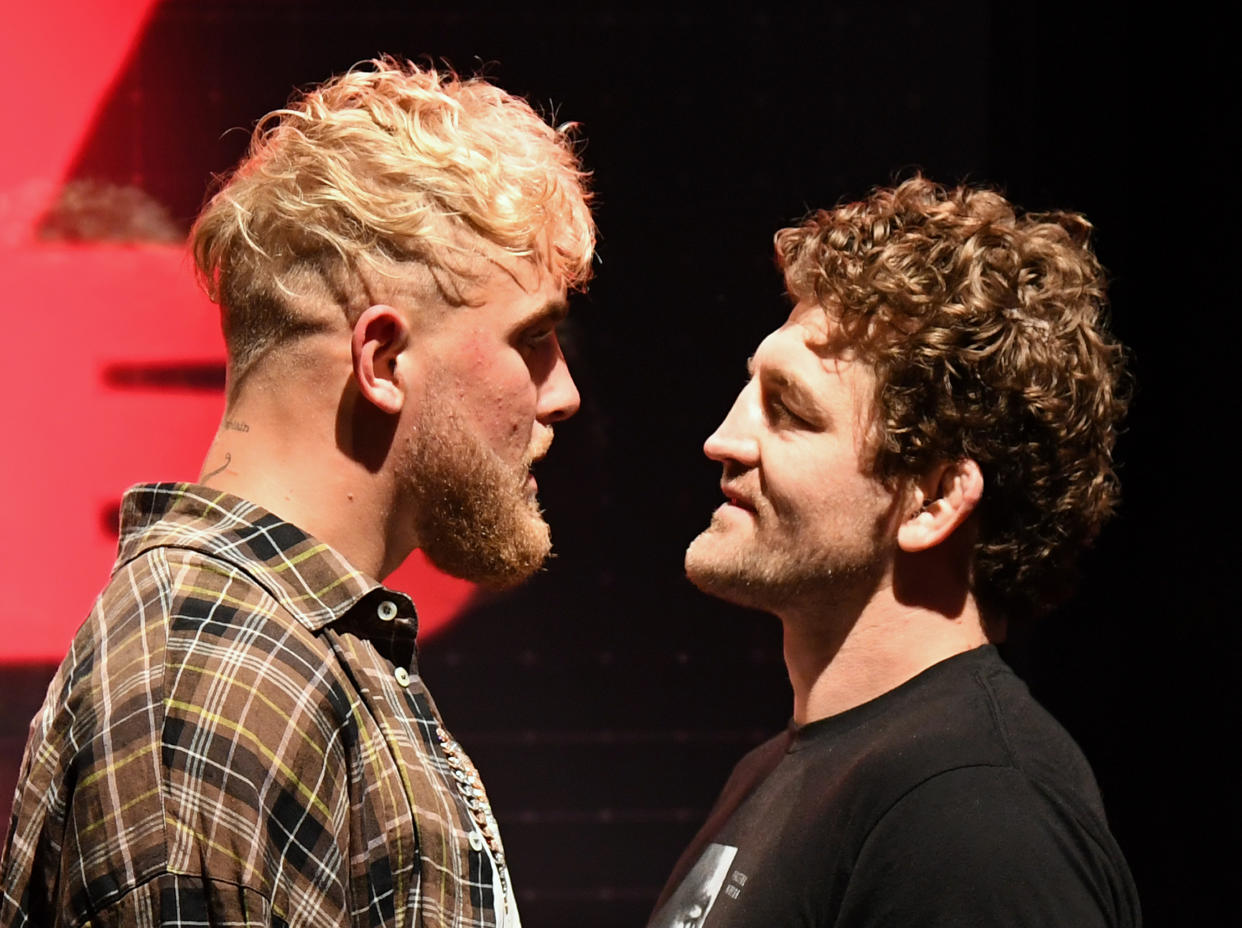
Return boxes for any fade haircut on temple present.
[191,56,595,388]
[775,175,1129,622]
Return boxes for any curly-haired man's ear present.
[897,459,983,554]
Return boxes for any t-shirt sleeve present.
[834,766,1140,928]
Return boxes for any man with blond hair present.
[1,58,593,927]
[649,177,1141,927]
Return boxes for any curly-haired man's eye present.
[766,396,804,428]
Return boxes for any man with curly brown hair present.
[1,59,592,928]
[649,177,1140,927]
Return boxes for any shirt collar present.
[115,482,402,632]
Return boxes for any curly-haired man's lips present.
[718,482,759,515]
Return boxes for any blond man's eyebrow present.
[542,298,571,324]
[514,298,570,332]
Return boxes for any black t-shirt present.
[648,647,1140,927]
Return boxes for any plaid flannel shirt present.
[1,483,510,927]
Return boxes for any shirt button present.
[686,903,704,918]
[377,600,398,622]
[468,831,485,851]
[394,667,410,687]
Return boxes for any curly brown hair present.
[776,176,1129,621]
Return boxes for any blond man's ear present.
[351,304,412,415]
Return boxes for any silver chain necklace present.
[436,725,512,912]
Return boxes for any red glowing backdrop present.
[0,1,474,662]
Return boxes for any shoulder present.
[819,649,1140,927]
[3,544,360,924]
[82,543,351,723]
[831,648,1105,811]
[837,648,1124,853]
[836,764,1140,927]
[148,545,359,812]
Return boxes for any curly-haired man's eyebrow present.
[747,355,829,426]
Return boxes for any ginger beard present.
[402,396,554,590]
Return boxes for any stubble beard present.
[684,506,886,614]
[403,410,553,590]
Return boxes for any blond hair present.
[777,176,1129,621]
[192,57,594,377]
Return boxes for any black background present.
[2,2,1231,924]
